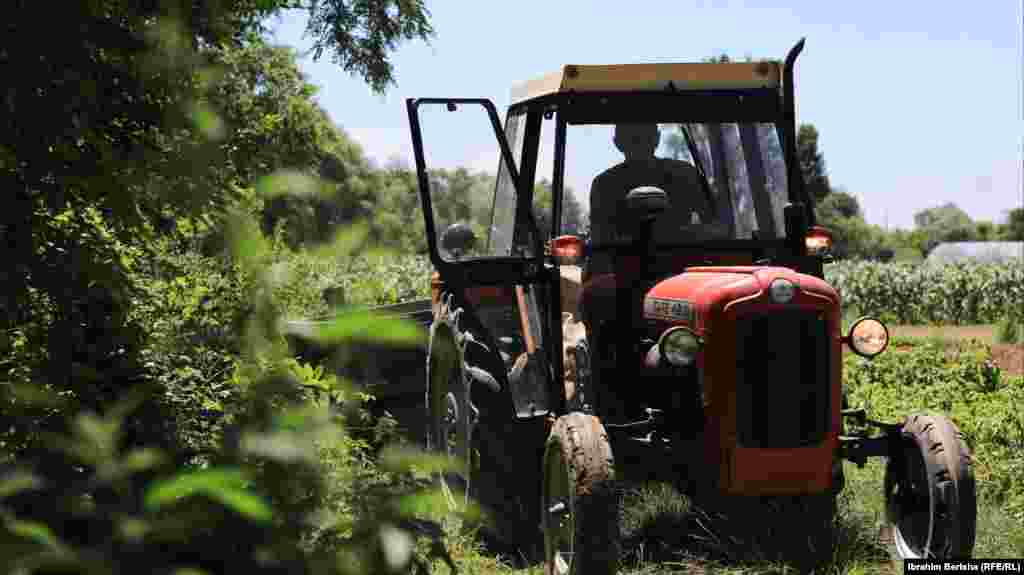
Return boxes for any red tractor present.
[408,40,976,573]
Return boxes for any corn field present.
[825,260,1024,325]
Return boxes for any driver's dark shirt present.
[588,157,714,273]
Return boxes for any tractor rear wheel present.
[542,412,620,575]
[426,320,474,512]
[884,413,976,560]
[427,353,473,511]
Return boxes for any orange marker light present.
[550,235,584,264]
[805,226,832,255]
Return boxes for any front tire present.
[884,413,976,560]
[542,412,620,575]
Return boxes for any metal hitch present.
[841,407,903,433]
[839,407,904,468]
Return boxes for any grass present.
[616,481,885,575]
[436,463,1023,574]
[842,461,1024,561]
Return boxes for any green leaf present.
[5,517,59,547]
[187,101,224,140]
[309,222,370,260]
[72,412,119,464]
[300,310,425,347]
[378,525,414,571]
[255,170,324,199]
[239,431,315,464]
[206,487,273,523]
[392,488,481,522]
[6,382,65,408]
[224,210,268,268]
[105,389,151,424]
[0,470,44,500]
[379,446,464,475]
[143,468,271,523]
[121,448,169,475]
[117,517,150,542]
[144,468,244,506]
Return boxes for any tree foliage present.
[815,189,888,260]
[1005,207,1024,241]
[912,202,979,256]
[304,0,435,93]
[0,1,473,572]
[533,180,589,237]
[817,188,861,220]
[797,124,832,203]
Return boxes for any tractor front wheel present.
[884,412,977,560]
[541,412,620,575]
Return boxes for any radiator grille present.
[735,310,831,448]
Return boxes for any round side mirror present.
[844,317,889,358]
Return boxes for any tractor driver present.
[587,123,715,274]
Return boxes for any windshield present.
[486,112,525,256]
[563,122,788,245]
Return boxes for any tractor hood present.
[642,266,839,332]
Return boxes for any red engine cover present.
[644,266,842,496]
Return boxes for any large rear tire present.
[542,413,620,575]
[426,320,473,512]
[884,413,976,560]
[427,303,547,561]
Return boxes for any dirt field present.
[890,324,997,343]
[990,344,1024,376]
[890,324,1023,376]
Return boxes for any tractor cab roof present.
[509,61,782,107]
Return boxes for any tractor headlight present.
[659,327,702,367]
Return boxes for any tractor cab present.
[408,42,830,421]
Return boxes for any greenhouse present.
[925,241,1024,264]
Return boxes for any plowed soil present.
[890,324,1023,376]
[991,343,1024,376]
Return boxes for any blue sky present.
[268,1,1022,230]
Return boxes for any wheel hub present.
[890,444,933,558]
[441,391,458,456]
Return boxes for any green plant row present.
[325,257,1024,327]
[826,261,1024,325]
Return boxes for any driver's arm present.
[667,160,716,223]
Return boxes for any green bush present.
[0,385,454,574]
[843,341,1024,522]
[0,207,460,574]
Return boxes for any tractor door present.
[407,98,558,420]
